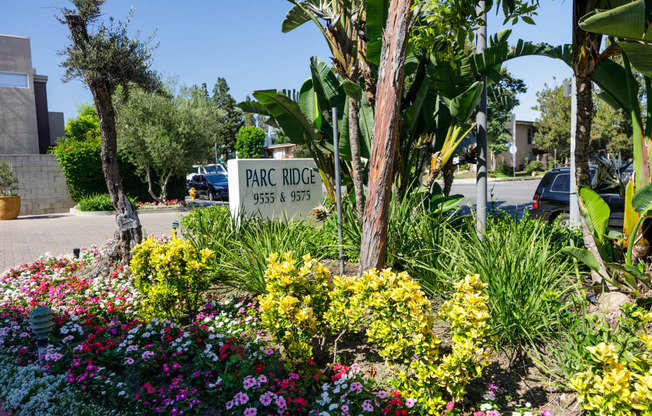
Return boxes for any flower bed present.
[0,249,423,416]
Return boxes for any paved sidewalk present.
[0,211,185,273]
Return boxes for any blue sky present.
[1,0,572,124]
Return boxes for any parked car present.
[530,167,627,230]
[186,164,227,182]
[187,173,229,201]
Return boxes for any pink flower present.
[487,411,500,416]
[447,401,455,411]
[474,412,485,416]
[406,398,417,408]
[244,408,257,416]
[375,390,387,399]
[350,382,363,393]
[540,410,553,416]
[236,392,249,405]
[289,373,299,380]
[124,357,134,365]
[362,400,374,411]
[265,349,274,355]
[260,393,272,406]
[226,400,234,410]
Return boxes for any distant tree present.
[243,95,257,127]
[64,103,100,141]
[533,81,633,160]
[60,0,163,262]
[591,99,632,159]
[116,84,221,202]
[235,126,265,159]
[488,69,527,166]
[211,78,243,161]
[532,83,572,158]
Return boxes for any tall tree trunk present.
[442,159,455,196]
[348,97,365,221]
[92,84,143,260]
[65,14,142,263]
[359,0,414,273]
[572,1,602,187]
[575,75,593,187]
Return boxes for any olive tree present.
[60,0,162,262]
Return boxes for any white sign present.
[509,145,517,155]
[227,159,323,221]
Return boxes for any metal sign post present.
[332,107,344,276]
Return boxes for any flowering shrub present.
[135,199,186,209]
[311,363,417,416]
[260,252,493,414]
[0,249,142,319]
[570,304,652,415]
[469,384,554,416]
[130,237,215,319]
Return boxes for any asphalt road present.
[446,178,541,216]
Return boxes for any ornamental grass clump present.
[259,252,493,414]
[130,236,215,320]
[570,304,652,415]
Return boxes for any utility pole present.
[564,77,580,226]
[475,1,488,237]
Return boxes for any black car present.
[530,167,625,230]
[187,173,229,201]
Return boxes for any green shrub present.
[180,205,330,295]
[0,158,18,196]
[235,126,265,158]
[51,138,184,202]
[130,236,215,320]
[76,194,138,211]
[526,160,543,173]
[493,162,512,176]
[260,253,493,414]
[425,213,579,347]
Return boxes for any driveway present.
[0,211,185,273]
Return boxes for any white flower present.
[525,402,531,408]
[480,403,492,411]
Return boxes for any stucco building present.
[0,34,64,155]
[488,118,550,170]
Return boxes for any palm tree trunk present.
[359,0,414,273]
[575,75,593,187]
[348,97,365,221]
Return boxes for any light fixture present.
[28,305,55,358]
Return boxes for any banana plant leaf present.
[281,0,325,33]
[624,180,639,241]
[631,181,652,216]
[444,81,483,123]
[299,79,322,130]
[561,246,600,271]
[578,185,610,246]
[579,0,648,41]
[364,0,388,66]
[358,93,373,159]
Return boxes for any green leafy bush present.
[0,158,18,196]
[180,205,343,294]
[130,236,215,320]
[235,126,266,158]
[526,160,543,173]
[51,138,184,202]
[493,162,512,176]
[76,194,138,211]
[427,213,579,347]
[260,252,493,414]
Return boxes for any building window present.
[527,127,534,145]
[0,72,28,88]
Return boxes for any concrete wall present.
[1,154,74,216]
[0,35,39,154]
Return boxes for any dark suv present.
[187,173,229,201]
[530,167,625,230]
